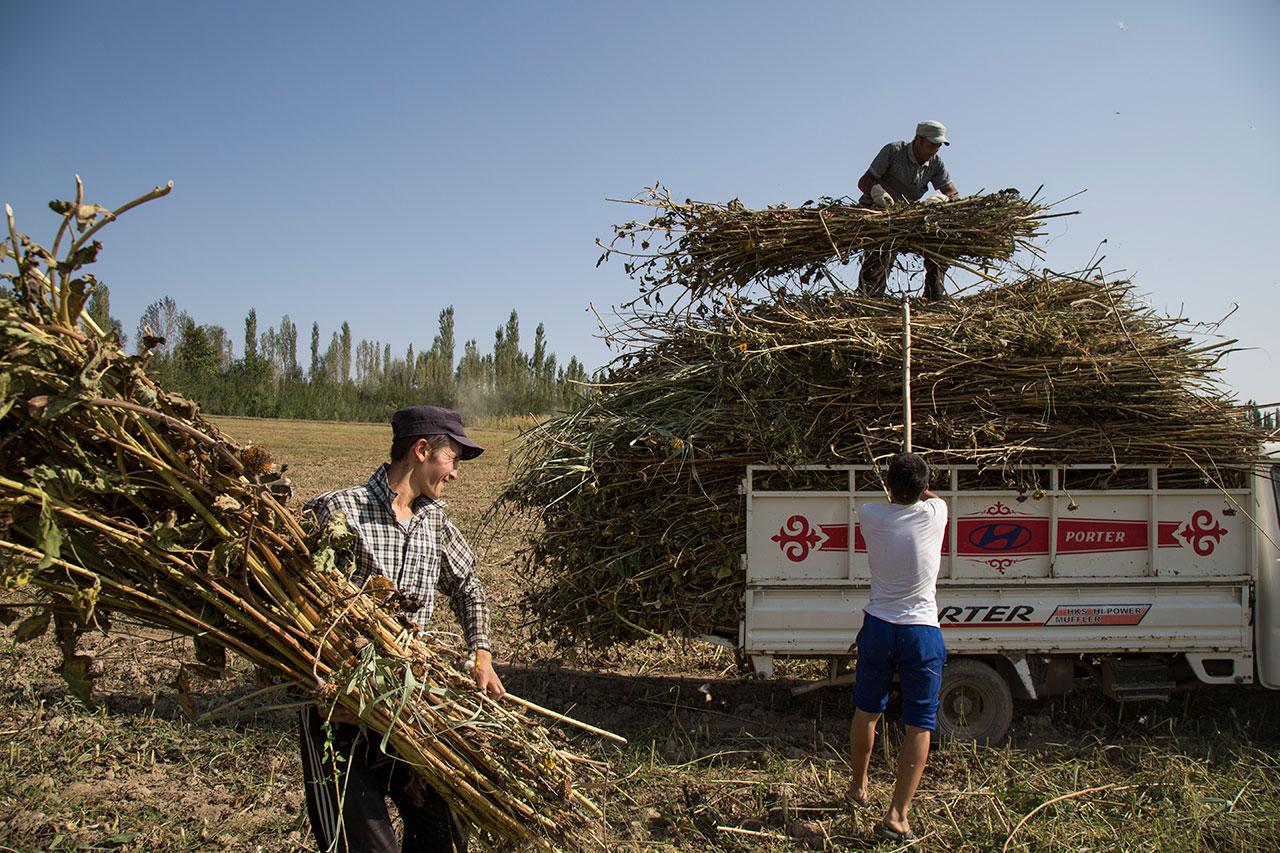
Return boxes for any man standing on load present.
[845,452,948,843]
[299,405,504,853]
[856,120,960,300]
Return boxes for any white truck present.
[737,450,1280,743]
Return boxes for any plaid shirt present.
[305,464,492,651]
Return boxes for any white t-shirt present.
[858,497,948,626]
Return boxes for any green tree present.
[205,325,232,371]
[323,331,341,384]
[532,322,554,410]
[340,321,352,384]
[280,315,300,381]
[310,321,321,381]
[418,306,456,406]
[173,317,219,376]
[259,325,278,375]
[244,308,258,359]
[136,296,183,360]
[456,338,490,410]
[560,356,588,410]
[87,282,126,346]
[493,309,528,411]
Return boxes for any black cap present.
[391,405,484,460]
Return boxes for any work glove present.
[924,193,949,204]
[869,184,894,208]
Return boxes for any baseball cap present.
[916,120,949,146]
[391,405,484,459]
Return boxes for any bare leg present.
[846,707,879,804]
[883,724,931,835]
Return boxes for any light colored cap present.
[916,120,949,146]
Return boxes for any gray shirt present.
[857,140,953,206]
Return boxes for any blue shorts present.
[853,612,947,731]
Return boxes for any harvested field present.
[3,419,1278,851]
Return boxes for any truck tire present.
[937,658,1013,746]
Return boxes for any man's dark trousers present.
[858,248,947,300]
[299,707,469,852]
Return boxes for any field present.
[3,417,1279,851]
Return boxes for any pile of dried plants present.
[0,182,607,850]
[599,185,1069,305]
[501,274,1273,648]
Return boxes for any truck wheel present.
[937,658,1013,746]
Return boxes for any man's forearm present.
[461,602,492,653]
[857,169,879,196]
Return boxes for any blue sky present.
[4,1,1277,403]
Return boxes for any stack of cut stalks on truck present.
[0,184,606,851]
[502,186,1275,650]
[598,184,1064,305]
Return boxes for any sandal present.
[844,787,870,808]
[874,822,918,843]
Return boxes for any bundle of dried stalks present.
[0,183,605,850]
[599,185,1069,304]
[500,274,1273,648]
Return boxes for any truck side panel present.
[743,582,1251,659]
[746,474,1250,584]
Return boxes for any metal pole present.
[902,294,912,452]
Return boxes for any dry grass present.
[3,419,1279,851]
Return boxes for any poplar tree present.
[87,283,126,346]
[340,321,352,384]
[310,321,321,381]
[324,331,341,384]
[244,309,258,360]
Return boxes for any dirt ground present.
[3,417,1278,851]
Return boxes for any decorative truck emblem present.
[1178,510,1229,557]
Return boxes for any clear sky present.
[4,1,1277,403]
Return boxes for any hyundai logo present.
[968,522,1033,552]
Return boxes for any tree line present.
[87,285,590,421]
[69,287,1280,434]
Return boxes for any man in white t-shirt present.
[845,453,947,843]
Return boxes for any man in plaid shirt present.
[298,405,502,853]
